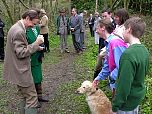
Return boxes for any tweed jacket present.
[3,20,40,87]
[57,15,70,35]
[40,15,49,34]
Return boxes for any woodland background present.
[0,0,152,114]
[1,0,152,33]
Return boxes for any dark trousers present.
[72,34,82,52]
[0,37,4,60]
[98,38,105,53]
[89,25,94,37]
[41,33,49,52]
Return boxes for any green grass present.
[0,62,17,114]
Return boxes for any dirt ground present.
[37,50,78,114]
[0,48,80,114]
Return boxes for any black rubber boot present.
[35,84,49,102]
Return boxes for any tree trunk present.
[95,0,98,12]
[14,0,20,22]
[103,0,107,10]
[124,0,130,10]
[19,0,29,9]
[109,0,113,9]
[41,0,44,8]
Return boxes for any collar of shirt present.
[110,17,113,22]
[20,20,26,33]
[105,34,114,46]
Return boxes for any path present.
[38,51,78,114]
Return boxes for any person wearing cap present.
[3,10,44,114]
[57,8,70,53]
[39,9,50,52]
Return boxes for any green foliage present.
[49,35,60,49]
[141,15,152,54]
[140,64,152,113]
[71,0,103,14]
[132,15,152,114]
[129,0,152,15]
[71,0,152,15]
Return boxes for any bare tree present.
[124,0,130,10]
[19,0,29,9]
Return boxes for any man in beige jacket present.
[3,10,44,114]
[39,9,50,52]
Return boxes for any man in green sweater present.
[111,17,150,114]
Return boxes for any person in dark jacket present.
[0,18,5,61]
[88,14,95,37]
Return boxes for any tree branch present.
[18,0,29,9]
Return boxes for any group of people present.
[57,8,87,54]
[90,8,149,114]
[1,6,150,114]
